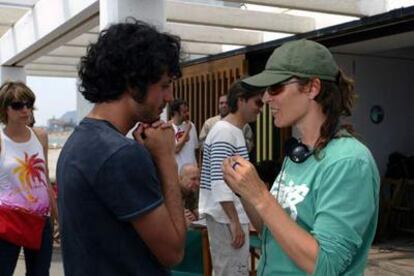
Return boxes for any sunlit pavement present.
[14,245,64,276]
[14,242,414,276]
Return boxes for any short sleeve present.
[190,123,199,149]
[243,124,254,152]
[94,143,163,221]
[210,130,238,202]
[199,122,209,144]
[311,158,378,275]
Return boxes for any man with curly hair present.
[56,19,186,275]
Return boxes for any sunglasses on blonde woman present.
[8,101,34,110]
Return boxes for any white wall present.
[334,53,414,175]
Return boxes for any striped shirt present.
[198,120,250,224]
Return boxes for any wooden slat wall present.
[174,54,287,162]
[256,104,272,162]
[255,104,291,163]
[174,55,247,135]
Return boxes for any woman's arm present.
[33,128,58,221]
[223,157,318,273]
[223,155,378,275]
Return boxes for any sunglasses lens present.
[267,86,281,96]
[10,102,24,110]
[267,80,302,96]
[9,101,33,110]
[26,101,34,109]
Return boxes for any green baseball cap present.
[242,39,338,88]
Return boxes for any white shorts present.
[206,215,250,276]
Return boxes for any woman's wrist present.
[253,191,274,216]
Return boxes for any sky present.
[27,76,77,127]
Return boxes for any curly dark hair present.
[78,18,182,103]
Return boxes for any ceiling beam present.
[48,45,86,57]
[31,55,80,65]
[0,0,99,66]
[25,69,77,78]
[0,7,28,25]
[74,22,264,47]
[26,41,223,74]
[167,23,263,46]
[66,33,97,46]
[181,42,222,55]
[166,0,315,33]
[25,63,77,72]
[223,0,386,17]
[0,1,35,9]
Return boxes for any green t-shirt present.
[258,136,379,275]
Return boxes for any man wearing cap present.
[221,39,379,275]
[198,79,264,276]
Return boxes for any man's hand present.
[185,121,192,132]
[220,201,246,249]
[132,123,146,144]
[184,209,197,227]
[229,221,245,249]
[181,122,192,142]
[133,121,176,161]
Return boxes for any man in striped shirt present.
[198,80,264,276]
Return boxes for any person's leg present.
[24,218,53,276]
[0,238,21,276]
[206,215,249,276]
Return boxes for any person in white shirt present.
[199,94,254,152]
[198,80,264,276]
[170,99,199,171]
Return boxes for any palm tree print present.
[13,152,47,202]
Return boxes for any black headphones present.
[284,137,313,163]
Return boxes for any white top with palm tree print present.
[0,127,49,216]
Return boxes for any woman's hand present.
[222,156,268,207]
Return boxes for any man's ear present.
[308,78,321,100]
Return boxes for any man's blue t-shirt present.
[57,118,168,275]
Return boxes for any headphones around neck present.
[285,137,313,163]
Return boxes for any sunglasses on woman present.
[266,79,306,96]
[8,101,34,110]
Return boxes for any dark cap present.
[242,39,338,88]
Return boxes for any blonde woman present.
[0,81,57,276]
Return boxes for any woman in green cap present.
[222,39,379,275]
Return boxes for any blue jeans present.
[0,218,53,276]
